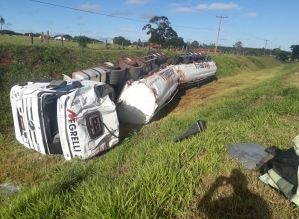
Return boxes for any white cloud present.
[172,3,241,12]
[140,12,157,19]
[119,27,135,32]
[126,0,150,5]
[78,3,102,11]
[110,10,135,16]
[77,16,84,20]
[96,31,107,34]
[243,12,257,17]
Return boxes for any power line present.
[29,0,217,31]
[167,0,267,44]
[221,31,265,47]
[224,19,264,41]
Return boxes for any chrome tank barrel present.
[117,66,179,124]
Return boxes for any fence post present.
[41,32,44,43]
[105,39,107,49]
[61,35,63,47]
[47,31,49,45]
[30,32,33,44]
[122,41,124,49]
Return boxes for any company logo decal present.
[67,109,78,121]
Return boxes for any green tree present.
[165,36,185,48]
[113,36,131,46]
[276,51,290,62]
[76,36,89,48]
[142,16,177,46]
[233,41,243,55]
[290,45,299,61]
[63,34,73,40]
[0,17,5,31]
[271,48,281,56]
[190,40,199,48]
[200,43,208,48]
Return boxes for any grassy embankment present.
[1,42,299,218]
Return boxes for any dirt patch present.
[0,53,14,67]
[282,71,299,87]
[254,95,268,107]
[172,85,219,113]
[254,95,283,107]
[172,79,236,114]
[281,114,299,121]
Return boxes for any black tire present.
[106,68,126,85]
[98,61,119,70]
[118,58,144,80]
[117,55,137,66]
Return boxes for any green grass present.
[1,42,299,218]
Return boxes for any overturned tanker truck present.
[10,51,216,160]
[117,51,217,124]
[65,50,217,125]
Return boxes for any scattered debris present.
[227,142,268,170]
[227,135,299,206]
[174,120,207,142]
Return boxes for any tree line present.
[1,14,298,61]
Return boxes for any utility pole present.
[264,40,269,56]
[215,15,227,54]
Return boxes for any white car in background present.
[54,36,66,40]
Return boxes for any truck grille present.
[21,98,40,153]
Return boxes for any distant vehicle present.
[55,36,66,41]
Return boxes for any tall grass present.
[1,43,299,218]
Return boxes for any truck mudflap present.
[171,61,217,87]
[117,66,179,124]
[58,84,119,160]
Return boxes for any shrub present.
[77,36,89,48]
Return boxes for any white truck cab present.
[10,79,119,160]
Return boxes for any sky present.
[1,0,299,51]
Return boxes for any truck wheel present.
[117,55,137,66]
[98,61,119,70]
